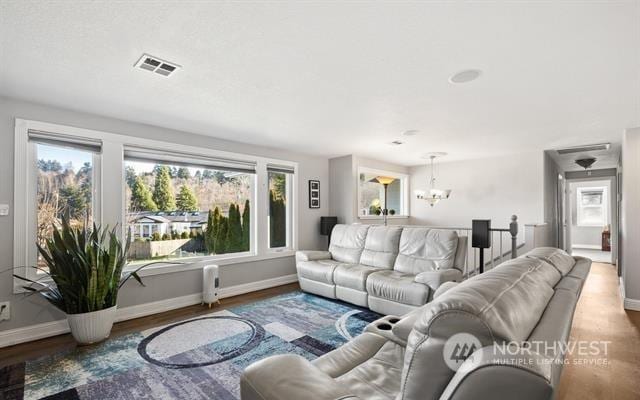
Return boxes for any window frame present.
[576,186,608,227]
[267,170,294,252]
[356,167,409,221]
[13,119,298,293]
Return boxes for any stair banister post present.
[510,215,518,259]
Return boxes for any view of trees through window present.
[269,171,288,248]
[125,160,252,262]
[36,143,95,271]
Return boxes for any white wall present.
[409,152,546,233]
[621,127,640,304]
[0,96,329,332]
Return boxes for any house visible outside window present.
[123,151,254,263]
[577,186,607,227]
[357,168,409,218]
[14,119,297,289]
[268,164,294,249]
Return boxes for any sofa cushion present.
[334,264,383,291]
[367,270,430,306]
[567,257,591,281]
[359,225,402,269]
[554,276,583,297]
[297,259,346,284]
[329,224,370,264]
[394,228,459,274]
[524,247,576,276]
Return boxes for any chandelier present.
[415,152,451,207]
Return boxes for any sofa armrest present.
[241,354,361,400]
[296,250,332,262]
[439,346,553,400]
[414,269,462,291]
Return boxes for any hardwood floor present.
[557,262,640,400]
[1,263,638,399]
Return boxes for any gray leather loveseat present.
[241,248,591,400]
[295,224,468,315]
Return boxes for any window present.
[577,186,607,227]
[14,119,297,288]
[357,168,408,218]
[124,153,255,263]
[25,133,101,277]
[268,165,293,249]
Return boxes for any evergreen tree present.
[269,190,287,248]
[204,207,221,253]
[125,165,137,188]
[226,203,243,252]
[176,185,198,211]
[131,176,157,211]
[177,167,191,180]
[152,166,176,211]
[59,184,88,220]
[242,199,250,251]
[215,217,228,254]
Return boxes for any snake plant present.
[14,217,165,314]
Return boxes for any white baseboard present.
[0,273,298,348]
[572,244,601,250]
[618,276,640,311]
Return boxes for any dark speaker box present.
[472,219,492,249]
[320,216,338,236]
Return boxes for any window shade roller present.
[28,130,102,153]
[124,146,257,173]
[267,164,295,174]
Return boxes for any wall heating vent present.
[556,143,610,155]
[134,54,180,77]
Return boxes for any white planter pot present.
[66,306,117,345]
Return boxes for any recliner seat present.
[296,224,467,315]
[242,247,592,400]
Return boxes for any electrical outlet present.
[0,302,10,321]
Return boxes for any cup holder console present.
[377,323,392,331]
[388,318,400,324]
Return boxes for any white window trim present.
[13,118,298,293]
[267,171,295,252]
[356,166,410,221]
[576,186,608,227]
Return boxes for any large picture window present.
[124,156,254,263]
[357,168,408,218]
[14,119,297,287]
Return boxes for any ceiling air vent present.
[134,54,180,77]
[390,140,404,146]
[556,143,610,155]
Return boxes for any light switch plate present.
[0,204,8,216]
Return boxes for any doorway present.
[565,178,616,264]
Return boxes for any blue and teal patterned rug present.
[0,291,380,400]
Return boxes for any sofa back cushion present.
[329,224,370,264]
[399,256,561,400]
[394,228,458,274]
[524,247,576,276]
[359,225,403,269]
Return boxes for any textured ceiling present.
[1,1,639,166]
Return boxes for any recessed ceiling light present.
[421,152,448,159]
[449,69,482,84]
[402,130,420,137]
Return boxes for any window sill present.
[13,251,297,293]
[358,215,410,220]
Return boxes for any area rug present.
[0,291,380,400]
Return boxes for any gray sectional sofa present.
[295,224,468,315]
[241,248,591,400]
